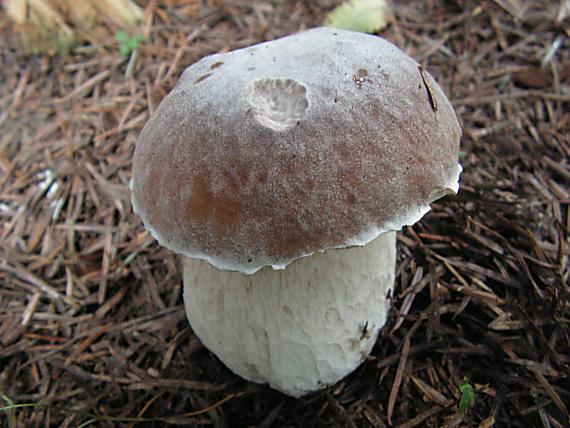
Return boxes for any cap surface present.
[131,27,462,274]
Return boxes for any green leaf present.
[131,34,145,45]
[458,379,475,413]
[115,31,144,57]
[115,30,129,43]
[324,0,391,34]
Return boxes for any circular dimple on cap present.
[248,78,309,131]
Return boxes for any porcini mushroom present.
[131,27,461,397]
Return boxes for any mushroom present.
[131,27,461,397]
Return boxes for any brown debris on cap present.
[131,27,461,274]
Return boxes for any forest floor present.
[1,0,569,427]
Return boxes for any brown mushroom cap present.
[131,27,462,274]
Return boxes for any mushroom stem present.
[182,231,396,397]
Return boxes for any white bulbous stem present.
[182,231,396,397]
